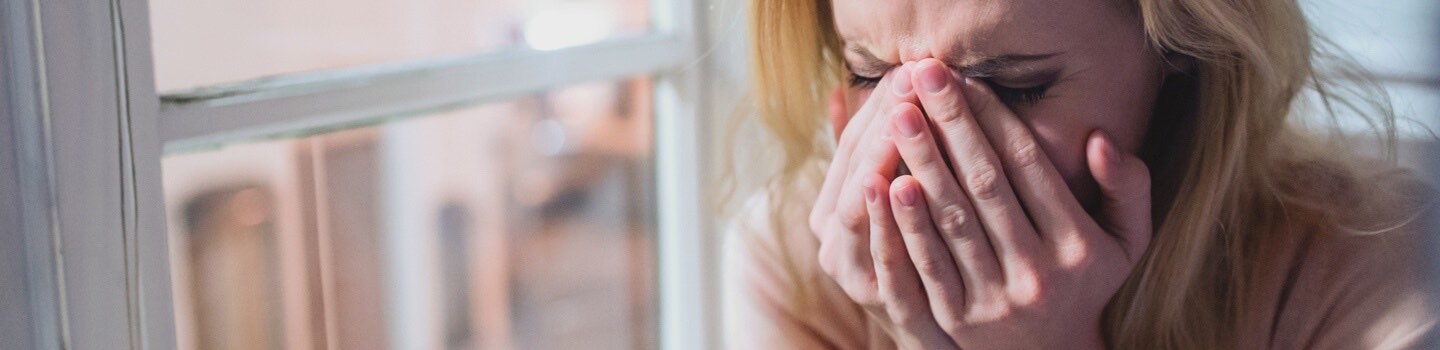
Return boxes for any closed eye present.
[850,69,1053,106]
[987,81,1051,106]
[849,73,882,89]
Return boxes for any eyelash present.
[988,83,1051,106]
[848,73,881,89]
[846,73,1051,106]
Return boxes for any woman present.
[723,0,1438,348]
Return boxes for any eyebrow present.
[844,44,1060,78]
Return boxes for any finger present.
[834,123,903,234]
[1086,130,1153,260]
[829,86,849,142]
[961,76,1091,242]
[812,95,898,303]
[817,67,917,306]
[812,73,899,233]
[834,64,917,234]
[912,59,1042,278]
[822,218,880,305]
[889,176,972,335]
[864,175,955,349]
[889,103,1004,306]
[812,86,853,235]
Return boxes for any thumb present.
[1086,130,1152,260]
[828,86,849,142]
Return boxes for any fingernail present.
[896,184,918,206]
[918,62,949,93]
[864,183,878,204]
[892,65,913,96]
[896,108,922,138]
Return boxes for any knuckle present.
[855,295,882,309]
[992,304,1017,322]
[1055,234,1095,268]
[965,163,1003,200]
[848,285,882,307]
[1007,269,1048,306]
[1009,135,1042,169]
[871,127,896,147]
[913,254,948,278]
[971,302,1013,324]
[997,302,1017,318]
[876,250,910,271]
[938,316,969,336]
[886,304,926,328]
[935,204,972,235]
[863,145,895,168]
[838,206,868,232]
[929,100,969,124]
[846,291,875,308]
[817,245,837,277]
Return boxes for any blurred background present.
[152,0,659,349]
[141,0,1436,349]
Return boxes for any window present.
[148,0,651,91]
[161,78,659,349]
[2,0,715,348]
[1302,0,1440,155]
[10,0,1428,349]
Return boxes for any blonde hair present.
[733,0,1429,348]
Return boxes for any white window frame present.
[0,0,721,348]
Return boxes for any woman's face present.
[833,0,1166,205]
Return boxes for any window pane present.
[149,0,652,91]
[1303,0,1439,78]
[1301,0,1440,139]
[161,78,656,350]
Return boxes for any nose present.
[897,43,934,64]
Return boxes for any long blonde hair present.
[735,0,1426,347]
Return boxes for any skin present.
[808,0,1175,347]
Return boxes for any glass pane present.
[161,77,656,350]
[1303,0,1440,78]
[1300,0,1440,140]
[149,0,652,91]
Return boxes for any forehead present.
[830,0,1105,62]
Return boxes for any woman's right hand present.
[809,62,929,342]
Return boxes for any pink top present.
[723,176,1437,349]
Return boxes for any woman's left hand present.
[858,58,1154,349]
